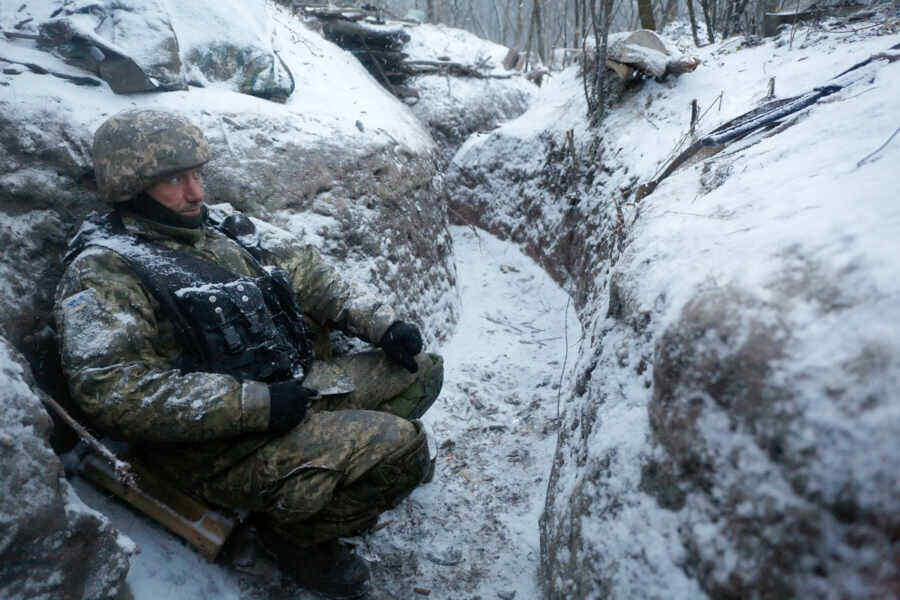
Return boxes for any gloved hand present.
[379,321,422,374]
[268,381,318,433]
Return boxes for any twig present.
[41,395,136,487]
[663,210,728,218]
[271,15,322,57]
[648,91,723,183]
[857,126,900,168]
[689,99,699,136]
[789,0,801,50]
[447,207,481,238]
[557,296,571,419]
[484,314,524,333]
[825,22,884,34]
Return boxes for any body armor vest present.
[66,211,313,383]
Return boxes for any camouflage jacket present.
[54,206,396,444]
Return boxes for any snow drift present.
[448,22,900,599]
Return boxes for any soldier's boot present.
[259,529,370,599]
[418,419,438,484]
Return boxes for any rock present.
[38,0,186,93]
[606,29,699,78]
[182,43,295,103]
[647,283,900,598]
[0,108,96,355]
[240,51,294,102]
[19,0,298,101]
[0,335,132,599]
[173,1,295,102]
[402,24,536,159]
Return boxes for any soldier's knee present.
[367,420,433,502]
[379,353,444,420]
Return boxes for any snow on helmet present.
[92,109,211,203]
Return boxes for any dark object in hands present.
[268,381,318,433]
[380,321,422,373]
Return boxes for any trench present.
[69,219,583,600]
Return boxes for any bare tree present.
[637,0,657,29]
[585,0,616,125]
[535,0,547,65]
[515,0,526,47]
[686,0,702,45]
[698,0,717,42]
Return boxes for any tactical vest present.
[65,211,313,383]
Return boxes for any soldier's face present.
[146,168,205,216]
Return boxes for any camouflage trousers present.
[154,351,443,547]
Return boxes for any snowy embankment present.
[71,226,580,599]
[450,21,900,599]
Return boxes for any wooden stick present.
[857,126,900,168]
[690,99,699,135]
[41,395,136,487]
[3,31,41,40]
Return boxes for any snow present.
[4,0,898,594]
[71,477,242,600]
[0,0,433,157]
[359,225,580,598]
[445,17,899,597]
[402,23,514,75]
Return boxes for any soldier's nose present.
[184,173,204,202]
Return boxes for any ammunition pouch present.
[67,211,314,383]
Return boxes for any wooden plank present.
[80,454,235,561]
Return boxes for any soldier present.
[54,109,444,599]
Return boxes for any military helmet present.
[92,109,211,203]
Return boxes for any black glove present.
[379,321,423,373]
[268,381,318,433]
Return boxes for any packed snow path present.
[72,224,581,600]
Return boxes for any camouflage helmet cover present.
[92,109,211,203]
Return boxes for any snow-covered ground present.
[8,1,897,595]
[447,14,900,599]
[71,225,581,599]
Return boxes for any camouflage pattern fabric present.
[192,354,442,546]
[55,211,443,545]
[92,109,211,203]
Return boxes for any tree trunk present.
[574,0,581,49]
[427,0,435,23]
[586,0,615,125]
[699,0,716,43]
[722,0,735,36]
[582,0,589,49]
[659,0,680,29]
[686,0,701,46]
[524,1,535,69]
[727,0,750,36]
[502,0,514,45]
[515,0,525,47]
[534,0,547,66]
[637,0,657,30]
